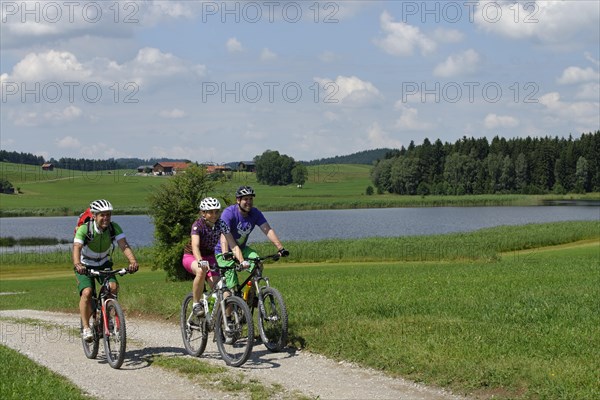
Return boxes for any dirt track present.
[1,309,467,400]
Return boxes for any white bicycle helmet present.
[199,197,221,211]
[235,185,255,198]
[90,199,113,213]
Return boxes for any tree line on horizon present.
[371,131,600,195]
[0,152,191,171]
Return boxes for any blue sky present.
[1,0,599,164]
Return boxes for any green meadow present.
[1,161,598,216]
[1,222,599,399]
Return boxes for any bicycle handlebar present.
[221,250,289,265]
[86,268,129,277]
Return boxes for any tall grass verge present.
[0,345,92,399]
[1,221,597,267]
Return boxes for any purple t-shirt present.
[214,205,267,252]
[184,217,229,256]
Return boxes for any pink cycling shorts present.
[182,253,220,277]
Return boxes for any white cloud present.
[575,82,600,100]
[10,105,82,127]
[393,103,433,131]
[539,92,600,131]
[433,28,464,43]
[314,75,381,106]
[433,49,480,78]
[226,37,243,53]
[374,11,436,56]
[557,66,598,85]
[4,50,91,82]
[366,122,403,149]
[473,1,600,44]
[1,48,206,89]
[159,108,186,119]
[484,114,519,129]
[56,135,82,148]
[585,52,600,68]
[260,48,277,61]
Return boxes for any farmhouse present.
[153,161,190,175]
[41,163,54,171]
[206,165,232,174]
[238,161,256,172]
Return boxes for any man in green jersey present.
[73,199,139,342]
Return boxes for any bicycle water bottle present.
[242,281,252,301]
[207,292,217,311]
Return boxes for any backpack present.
[74,207,116,246]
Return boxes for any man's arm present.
[72,242,86,274]
[259,222,284,251]
[222,232,245,265]
[117,238,139,272]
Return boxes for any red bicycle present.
[80,268,130,369]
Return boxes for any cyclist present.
[73,199,139,342]
[182,197,246,317]
[216,186,288,291]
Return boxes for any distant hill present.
[304,148,393,166]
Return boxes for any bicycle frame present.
[88,269,127,336]
[199,277,231,333]
[237,254,281,298]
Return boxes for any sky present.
[1,0,599,164]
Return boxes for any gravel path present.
[1,309,467,400]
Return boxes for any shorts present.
[182,253,220,277]
[75,260,116,295]
[216,247,258,290]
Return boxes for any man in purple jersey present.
[216,186,288,290]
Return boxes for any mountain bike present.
[235,251,289,352]
[80,268,130,369]
[180,264,254,367]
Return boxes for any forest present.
[371,132,600,195]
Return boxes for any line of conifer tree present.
[371,131,599,195]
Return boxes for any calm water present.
[0,206,598,252]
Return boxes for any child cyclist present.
[215,186,288,292]
[182,197,246,316]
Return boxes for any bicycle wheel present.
[103,299,127,369]
[257,287,288,352]
[180,292,208,357]
[81,314,99,359]
[215,296,254,367]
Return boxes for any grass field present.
[0,344,92,400]
[2,161,598,216]
[1,222,599,399]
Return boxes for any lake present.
[0,206,598,252]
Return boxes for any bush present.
[147,165,221,280]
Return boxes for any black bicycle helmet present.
[235,185,256,198]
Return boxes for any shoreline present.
[1,195,599,218]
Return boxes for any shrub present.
[147,165,220,280]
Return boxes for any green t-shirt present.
[74,221,125,267]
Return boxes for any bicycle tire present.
[215,296,254,367]
[103,299,127,369]
[180,292,208,357]
[81,314,99,359]
[257,286,288,352]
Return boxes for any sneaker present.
[193,303,205,317]
[82,327,93,342]
[224,319,236,344]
